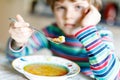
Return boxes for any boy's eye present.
[56,6,65,10]
[75,5,83,10]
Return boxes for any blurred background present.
[0,0,120,57]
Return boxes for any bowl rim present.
[12,55,80,78]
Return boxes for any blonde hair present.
[46,0,102,11]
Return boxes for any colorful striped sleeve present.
[6,31,48,62]
[75,25,120,80]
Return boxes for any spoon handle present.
[9,18,40,32]
[9,18,63,44]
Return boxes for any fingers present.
[14,22,30,28]
[90,5,101,19]
[16,14,24,22]
[9,26,34,44]
[80,5,101,27]
[9,14,30,28]
[9,14,33,45]
[85,5,101,19]
[89,5,100,13]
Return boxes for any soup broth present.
[24,63,68,76]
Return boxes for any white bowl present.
[12,55,80,80]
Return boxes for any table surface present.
[0,49,94,80]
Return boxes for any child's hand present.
[9,14,34,47]
[81,5,101,27]
[71,5,101,36]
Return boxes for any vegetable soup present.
[24,63,68,76]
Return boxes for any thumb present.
[16,14,25,22]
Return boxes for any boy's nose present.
[64,9,74,20]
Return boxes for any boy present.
[7,0,120,79]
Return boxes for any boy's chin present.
[63,30,74,36]
[62,27,82,36]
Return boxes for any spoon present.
[9,18,65,44]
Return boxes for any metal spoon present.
[9,18,65,44]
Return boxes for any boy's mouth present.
[64,23,75,28]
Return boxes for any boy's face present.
[54,0,90,35]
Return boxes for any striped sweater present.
[6,23,120,80]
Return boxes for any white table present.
[0,49,94,80]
